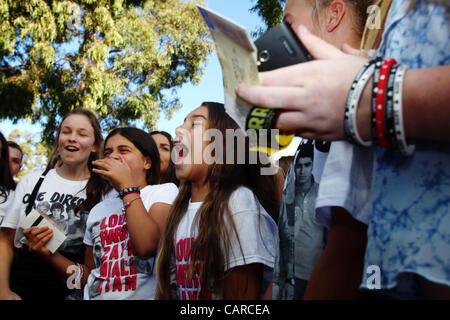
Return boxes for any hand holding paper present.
[23,226,54,256]
[20,209,67,254]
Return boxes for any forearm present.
[224,263,263,299]
[0,229,15,293]
[402,66,450,141]
[42,252,90,288]
[357,65,450,143]
[123,196,161,257]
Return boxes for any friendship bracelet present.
[385,63,401,149]
[119,187,140,199]
[75,263,84,289]
[122,196,141,213]
[344,60,376,147]
[371,58,383,142]
[375,58,397,148]
[392,64,415,156]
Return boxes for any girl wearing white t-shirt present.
[156,102,279,300]
[0,131,16,227]
[0,108,106,300]
[83,127,178,300]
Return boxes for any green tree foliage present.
[250,0,286,36]
[0,0,212,147]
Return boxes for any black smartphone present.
[245,21,313,147]
[254,21,313,72]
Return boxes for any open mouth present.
[65,145,80,152]
[173,142,189,165]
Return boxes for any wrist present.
[119,186,140,199]
[118,181,135,192]
[401,68,418,140]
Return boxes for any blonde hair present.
[360,0,428,52]
[360,0,393,52]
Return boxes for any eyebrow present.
[104,144,132,152]
[61,126,90,133]
[184,114,207,123]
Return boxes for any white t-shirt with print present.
[83,183,178,300]
[174,186,278,300]
[1,169,88,254]
[0,190,15,226]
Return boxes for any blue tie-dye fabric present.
[361,0,450,290]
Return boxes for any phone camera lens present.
[259,50,270,62]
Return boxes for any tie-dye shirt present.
[361,0,450,291]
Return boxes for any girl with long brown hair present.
[150,130,179,186]
[156,102,279,300]
[0,131,16,227]
[83,127,178,299]
[0,108,108,300]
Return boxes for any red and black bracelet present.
[385,63,402,149]
[374,58,397,148]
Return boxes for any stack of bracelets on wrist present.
[344,57,415,156]
[119,187,141,213]
[119,186,140,199]
[75,263,84,289]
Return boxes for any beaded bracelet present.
[375,58,397,148]
[119,187,140,199]
[344,60,376,147]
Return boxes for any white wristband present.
[346,63,376,147]
[393,64,415,156]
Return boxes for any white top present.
[0,190,15,226]
[83,183,178,300]
[174,186,278,300]
[1,169,89,253]
[314,141,374,228]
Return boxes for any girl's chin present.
[174,167,187,181]
[59,156,90,167]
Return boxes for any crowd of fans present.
[0,0,449,300]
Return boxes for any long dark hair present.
[0,131,16,203]
[156,102,280,299]
[46,108,110,212]
[150,130,179,186]
[105,127,161,186]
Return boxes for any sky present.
[0,0,264,137]
[156,0,266,137]
[0,0,300,157]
